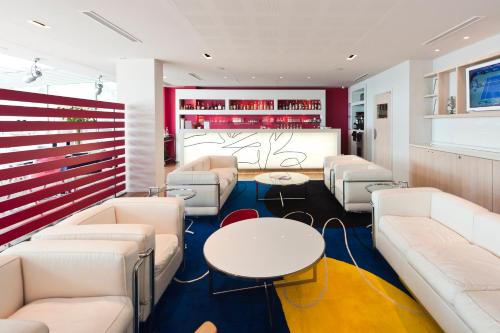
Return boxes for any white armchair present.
[323,155,369,192]
[0,240,138,333]
[32,197,185,322]
[333,162,393,212]
[167,155,238,216]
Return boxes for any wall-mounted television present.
[466,58,500,112]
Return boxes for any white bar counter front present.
[178,128,340,169]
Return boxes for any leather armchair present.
[0,240,138,333]
[323,155,369,192]
[167,155,238,216]
[32,197,185,322]
[333,162,393,212]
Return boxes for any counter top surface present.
[180,128,340,133]
[410,143,500,161]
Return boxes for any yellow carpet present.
[275,258,442,333]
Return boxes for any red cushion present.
[220,209,259,228]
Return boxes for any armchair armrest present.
[343,165,392,181]
[3,240,139,303]
[167,171,219,185]
[32,224,155,253]
[0,256,23,318]
[372,187,441,228]
[0,319,48,333]
[334,162,373,181]
[208,155,238,169]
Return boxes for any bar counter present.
[177,128,340,169]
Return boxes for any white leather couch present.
[0,240,138,333]
[167,155,238,216]
[324,155,392,212]
[373,188,500,333]
[323,154,368,191]
[32,197,185,322]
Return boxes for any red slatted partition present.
[0,88,126,246]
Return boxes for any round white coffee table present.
[254,172,310,207]
[204,217,324,324]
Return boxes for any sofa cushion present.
[211,167,236,193]
[9,296,132,333]
[473,213,500,257]
[378,216,467,254]
[430,192,488,241]
[154,234,179,277]
[454,290,500,333]
[407,243,500,304]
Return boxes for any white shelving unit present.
[348,86,366,157]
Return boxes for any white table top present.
[254,172,310,186]
[203,218,325,279]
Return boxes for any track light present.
[24,58,42,83]
[95,75,103,98]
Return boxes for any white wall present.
[350,61,414,181]
[431,33,500,152]
[117,59,165,192]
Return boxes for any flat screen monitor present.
[466,58,500,112]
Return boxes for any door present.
[373,92,392,170]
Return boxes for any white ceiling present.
[0,0,499,87]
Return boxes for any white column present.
[116,59,165,192]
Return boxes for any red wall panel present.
[0,88,125,246]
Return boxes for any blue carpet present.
[154,181,405,333]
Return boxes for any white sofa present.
[32,197,185,322]
[324,155,392,212]
[167,155,238,216]
[0,240,138,333]
[373,188,500,333]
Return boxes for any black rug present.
[263,180,371,228]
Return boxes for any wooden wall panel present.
[493,161,500,214]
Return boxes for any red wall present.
[163,86,348,154]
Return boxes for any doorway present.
[373,92,392,170]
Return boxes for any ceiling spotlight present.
[279,76,284,79]
[28,20,50,29]
[24,58,42,83]
[346,54,357,61]
[223,76,228,79]
[307,76,311,79]
[251,76,256,79]
[434,48,440,52]
[95,75,103,99]
[463,36,470,40]
[203,53,212,59]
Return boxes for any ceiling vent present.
[422,16,484,46]
[82,11,142,43]
[188,73,203,81]
[353,73,369,82]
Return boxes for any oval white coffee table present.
[255,172,310,207]
[204,217,324,324]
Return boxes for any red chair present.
[220,209,259,228]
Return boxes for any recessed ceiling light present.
[163,76,167,79]
[28,20,50,29]
[346,54,357,61]
[223,76,228,79]
[251,76,256,79]
[203,53,212,59]
[463,36,470,40]
[307,76,311,79]
[434,48,440,52]
[279,76,284,79]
